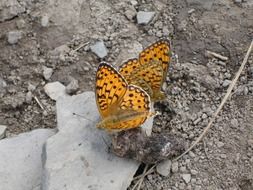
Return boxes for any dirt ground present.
[0,0,253,189]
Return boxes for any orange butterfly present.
[119,39,171,101]
[95,62,153,132]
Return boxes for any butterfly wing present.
[139,39,171,81]
[96,62,127,118]
[119,59,164,100]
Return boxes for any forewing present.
[96,62,127,118]
[139,39,171,80]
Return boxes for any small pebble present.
[182,173,191,183]
[156,160,172,176]
[171,161,179,173]
[28,83,36,91]
[66,78,79,94]
[190,169,198,175]
[7,30,22,44]
[231,118,239,128]
[90,40,108,58]
[222,79,231,87]
[43,66,53,80]
[136,11,155,24]
[0,125,7,139]
[41,15,49,27]
[217,141,224,148]
[26,91,33,103]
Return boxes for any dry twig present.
[206,50,229,61]
[175,40,253,161]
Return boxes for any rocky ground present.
[0,0,253,189]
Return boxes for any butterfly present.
[119,39,171,101]
[95,62,153,132]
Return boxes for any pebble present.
[0,77,7,97]
[171,161,179,173]
[27,83,36,92]
[231,118,239,128]
[124,9,137,20]
[7,30,22,44]
[43,66,53,80]
[193,118,201,125]
[136,11,155,24]
[130,0,138,6]
[25,91,33,103]
[0,125,7,139]
[180,166,187,173]
[190,169,198,175]
[222,79,231,87]
[156,160,172,176]
[41,15,49,27]
[182,173,191,183]
[90,40,108,58]
[217,141,224,148]
[66,78,79,94]
[44,82,67,101]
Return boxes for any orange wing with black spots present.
[119,39,171,101]
[95,62,152,132]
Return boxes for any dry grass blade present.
[174,39,253,161]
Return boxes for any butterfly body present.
[95,62,152,132]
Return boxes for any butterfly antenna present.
[72,112,96,123]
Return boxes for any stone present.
[43,66,53,80]
[7,30,22,44]
[0,0,25,22]
[0,125,7,139]
[182,173,191,183]
[26,91,33,103]
[171,161,179,173]
[66,77,79,94]
[137,11,155,24]
[90,40,108,58]
[217,141,224,148]
[222,79,231,87]
[44,82,67,101]
[125,9,137,20]
[0,77,7,97]
[231,118,239,128]
[190,169,198,175]
[0,129,55,190]
[41,15,49,27]
[156,159,172,176]
[42,92,154,190]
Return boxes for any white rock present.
[43,66,53,80]
[41,15,49,27]
[42,92,154,190]
[156,159,172,176]
[0,129,55,190]
[90,40,108,58]
[0,125,7,139]
[137,11,155,24]
[182,173,191,183]
[44,82,67,101]
[7,30,22,44]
